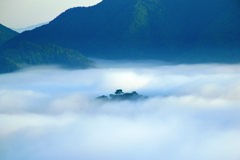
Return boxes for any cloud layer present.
[0,62,240,160]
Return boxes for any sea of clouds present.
[0,60,240,160]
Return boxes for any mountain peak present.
[2,0,240,63]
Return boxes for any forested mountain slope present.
[3,0,240,62]
[0,41,95,73]
[0,24,19,45]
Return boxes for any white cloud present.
[0,63,240,160]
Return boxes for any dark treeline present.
[97,89,148,101]
[0,41,95,73]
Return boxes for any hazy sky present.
[1,61,240,160]
[0,0,102,28]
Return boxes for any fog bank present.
[0,62,240,160]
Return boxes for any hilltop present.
[96,89,148,101]
[0,24,19,45]
[0,24,94,73]
[2,0,240,63]
[0,41,95,73]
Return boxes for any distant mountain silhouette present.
[0,22,94,73]
[0,41,95,73]
[3,0,240,63]
[96,89,148,101]
[0,24,19,45]
[11,22,49,33]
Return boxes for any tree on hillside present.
[115,89,123,95]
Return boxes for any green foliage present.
[2,0,240,63]
[0,57,19,73]
[0,24,19,45]
[129,0,160,34]
[130,1,148,33]
[0,41,95,73]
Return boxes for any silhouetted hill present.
[4,0,240,63]
[0,24,19,45]
[96,89,148,101]
[0,41,95,73]
[11,22,48,33]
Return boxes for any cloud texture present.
[0,62,240,160]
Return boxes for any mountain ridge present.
[11,22,49,33]
[3,0,240,63]
[0,41,95,73]
[0,24,19,45]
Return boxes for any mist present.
[1,61,240,160]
